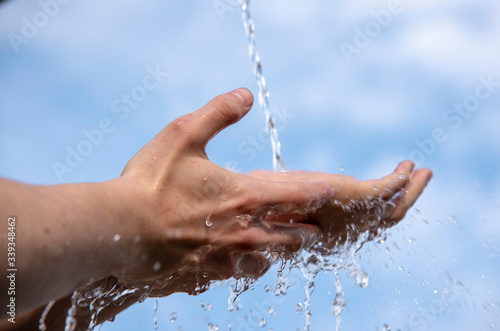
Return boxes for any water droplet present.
[76,297,88,308]
[259,318,267,327]
[205,217,213,227]
[295,302,303,313]
[371,185,379,191]
[264,285,270,292]
[355,273,370,288]
[208,323,219,331]
[207,303,213,311]
[113,234,121,242]
[383,324,391,331]
[398,174,408,180]
[170,312,178,323]
[339,167,346,172]
[267,307,274,315]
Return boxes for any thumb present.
[191,88,254,149]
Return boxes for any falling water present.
[239,0,285,171]
[153,298,159,329]
[38,300,55,331]
[64,291,78,331]
[236,2,373,330]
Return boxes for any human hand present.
[248,161,433,246]
[107,88,335,294]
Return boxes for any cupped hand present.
[248,161,433,246]
[109,88,335,293]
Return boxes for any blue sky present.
[1,0,499,330]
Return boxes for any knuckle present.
[234,189,260,213]
[167,115,197,145]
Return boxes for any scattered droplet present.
[153,262,161,272]
[295,302,303,314]
[208,323,219,331]
[259,318,267,327]
[205,217,213,227]
[170,312,178,323]
[113,234,121,242]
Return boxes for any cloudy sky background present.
[1,0,499,330]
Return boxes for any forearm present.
[0,178,134,314]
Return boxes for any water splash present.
[239,0,284,171]
[227,277,255,312]
[39,300,55,331]
[64,291,78,331]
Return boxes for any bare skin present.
[0,88,432,330]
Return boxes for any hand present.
[109,88,335,293]
[248,161,433,246]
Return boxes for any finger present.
[190,88,254,149]
[234,223,321,254]
[360,160,415,199]
[239,179,335,216]
[390,168,433,221]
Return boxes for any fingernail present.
[230,88,254,108]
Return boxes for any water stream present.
[239,0,284,171]
[237,1,371,330]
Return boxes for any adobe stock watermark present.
[213,0,240,21]
[7,0,73,53]
[409,277,471,329]
[51,65,169,182]
[339,0,404,64]
[401,74,499,167]
[228,272,302,331]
